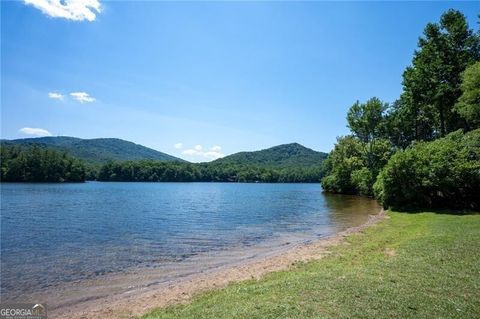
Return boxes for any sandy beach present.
[49,209,385,319]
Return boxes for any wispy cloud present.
[48,91,95,103]
[203,151,224,160]
[24,0,102,22]
[19,127,52,137]
[182,149,200,156]
[181,145,225,161]
[174,143,183,149]
[70,92,95,103]
[48,92,64,100]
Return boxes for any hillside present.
[213,143,327,168]
[1,136,183,165]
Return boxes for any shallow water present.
[0,182,379,303]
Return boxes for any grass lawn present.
[142,212,480,319]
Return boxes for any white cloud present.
[174,143,183,149]
[24,0,102,21]
[181,144,225,161]
[182,149,200,156]
[19,127,52,137]
[48,92,64,100]
[203,151,224,160]
[70,92,95,103]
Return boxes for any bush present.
[374,129,480,210]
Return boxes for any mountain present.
[1,138,327,169]
[212,143,327,168]
[1,136,184,165]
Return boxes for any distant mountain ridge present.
[213,143,327,167]
[1,137,327,168]
[1,136,183,165]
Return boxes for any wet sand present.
[49,209,385,319]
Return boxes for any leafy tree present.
[323,97,393,196]
[322,136,393,196]
[347,97,388,143]
[455,61,480,129]
[96,160,326,183]
[1,145,86,182]
[321,136,365,194]
[322,9,479,211]
[398,10,479,141]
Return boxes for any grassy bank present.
[142,212,480,319]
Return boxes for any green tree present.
[347,97,388,143]
[96,159,325,183]
[321,136,365,194]
[455,61,480,129]
[399,9,479,140]
[0,145,86,183]
[383,100,417,149]
[323,97,393,196]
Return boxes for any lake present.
[0,182,379,308]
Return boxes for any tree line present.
[1,145,86,182]
[2,10,478,210]
[322,9,480,210]
[0,146,326,183]
[97,161,325,183]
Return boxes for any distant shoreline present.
[0,180,322,184]
[51,209,385,319]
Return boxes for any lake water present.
[0,182,379,306]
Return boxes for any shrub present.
[374,129,480,210]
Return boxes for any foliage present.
[322,135,392,196]
[214,143,327,168]
[0,140,327,183]
[347,97,388,143]
[374,129,480,210]
[0,145,86,182]
[321,136,364,194]
[1,136,183,165]
[383,99,417,149]
[1,139,327,183]
[455,61,480,129]
[143,212,480,318]
[94,142,327,183]
[323,10,480,209]
[97,160,325,183]
[394,9,479,142]
[322,97,393,196]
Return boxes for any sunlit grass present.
[142,212,480,319]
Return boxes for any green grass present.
[142,212,480,319]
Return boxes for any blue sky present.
[1,1,479,161]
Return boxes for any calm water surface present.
[1,182,379,302]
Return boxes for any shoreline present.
[52,209,385,319]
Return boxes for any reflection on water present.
[323,192,380,226]
[0,182,379,302]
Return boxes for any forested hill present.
[1,139,328,183]
[1,136,183,165]
[214,143,328,167]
